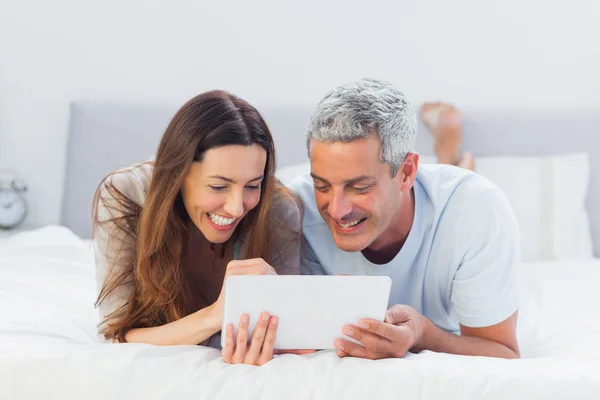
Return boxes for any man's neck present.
[361,189,415,265]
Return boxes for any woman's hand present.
[222,312,278,365]
[209,258,277,322]
[224,258,277,279]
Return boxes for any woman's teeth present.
[208,213,235,226]
[339,219,363,228]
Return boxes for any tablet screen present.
[221,275,392,350]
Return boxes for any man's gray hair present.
[306,78,417,177]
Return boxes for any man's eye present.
[314,185,328,192]
[353,185,373,192]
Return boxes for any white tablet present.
[221,275,392,350]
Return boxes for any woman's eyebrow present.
[208,175,263,183]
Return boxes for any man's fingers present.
[334,339,374,359]
[385,305,411,325]
[353,322,413,358]
[336,349,350,357]
[358,319,398,342]
[257,316,278,365]
[232,314,249,363]
[222,324,235,363]
[244,312,270,363]
[343,325,394,355]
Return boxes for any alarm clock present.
[0,169,28,229]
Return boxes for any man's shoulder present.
[418,164,516,239]
[287,172,312,196]
[417,163,502,207]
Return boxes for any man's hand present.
[335,305,520,359]
[334,305,425,359]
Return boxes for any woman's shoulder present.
[269,183,303,231]
[100,161,154,206]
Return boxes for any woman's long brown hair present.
[92,90,299,342]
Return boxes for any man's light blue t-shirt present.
[288,164,520,333]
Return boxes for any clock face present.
[0,189,27,228]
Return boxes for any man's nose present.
[328,189,353,221]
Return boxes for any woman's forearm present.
[124,304,221,346]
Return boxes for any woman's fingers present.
[227,266,274,276]
[257,316,278,365]
[221,324,235,363]
[223,312,281,366]
[226,259,277,276]
[231,313,249,363]
[229,266,276,276]
[244,312,270,363]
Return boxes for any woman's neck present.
[185,217,231,258]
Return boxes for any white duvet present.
[1,226,600,399]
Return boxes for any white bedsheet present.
[1,226,600,399]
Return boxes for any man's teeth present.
[339,219,362,228]
[208,213,235,226]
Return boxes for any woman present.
[92,90,302,366]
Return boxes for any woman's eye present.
[209,186,227,192]
[246,185,260,191]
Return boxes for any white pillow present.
[277,152,593,262]
[419,153,592,262]
[470,152,592,262]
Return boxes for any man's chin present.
[332,234,370,253]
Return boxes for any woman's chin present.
[198,219,238,244]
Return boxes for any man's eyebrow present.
[310,173,376,185]
[344,175,376,185]
[208,175,263,184]
[310,173,329,183]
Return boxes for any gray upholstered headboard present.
[61,102,600,257]
[60,101,315,239]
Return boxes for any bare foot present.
[420,102,463,166]
[457,151,475,171]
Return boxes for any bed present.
[2,102,600,399]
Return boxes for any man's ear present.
[399,153,419,192]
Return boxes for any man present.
[289,78,520,359]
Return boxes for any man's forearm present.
[413,318,520,359]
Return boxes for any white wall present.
[1,0,599,227]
